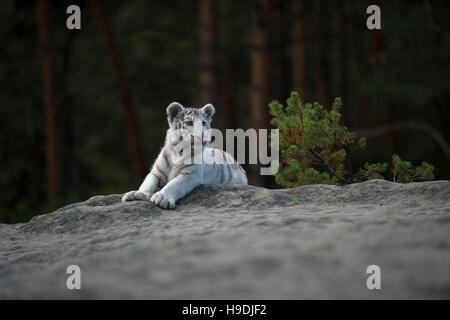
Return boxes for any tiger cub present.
[122,102,247,209]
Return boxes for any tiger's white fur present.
[122,102,247,209]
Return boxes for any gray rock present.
[1,179,449,299]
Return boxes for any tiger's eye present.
[185,121,193,126]
[202,120,206,126]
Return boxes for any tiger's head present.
[165,102,215,148]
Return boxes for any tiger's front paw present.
[122,190,150,202]
[150,191,176,210]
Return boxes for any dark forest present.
[1,0,449,223]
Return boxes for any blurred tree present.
[249,0,274,186]
[316,3,331,108]
[217,0,237,130]
[199,0,217,107]
[36,0,62,207]
[353,3,373,129]
[292,0,309,100]
[333,2,349,124]
[370,30,398,155]
[93,0,145,183]
[1,0,449,223]
[271,0,289,101]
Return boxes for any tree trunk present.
[292,0,309,99]
[199,0,217,106]
[371,31,399,155]
[334,3,349,124]
[316,5,331,107]
[36,0,62,208]
[93,0,145,183]
[249,0,274,186]
[353,6,372,128]
[220,52,237,129]
[217,1,236,131]
[270,0,288,101]
[250,0,272,131]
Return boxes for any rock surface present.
[1,179,449,299]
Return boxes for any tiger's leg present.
[150,171,200,209]
[122,172,159,202]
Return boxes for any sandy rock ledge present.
[0,179,449,299]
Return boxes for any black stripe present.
[155,164,168,180]
[152,169,167,187]
[171,163,194,178]
[152,169,165,181]
[219,163,224,183]
[150,171,163,184]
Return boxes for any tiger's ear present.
[201,103,215,119]
[167,102,184,124]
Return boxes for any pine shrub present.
[269,92,434,187]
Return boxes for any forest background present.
[1,0,449,223]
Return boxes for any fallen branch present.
[355,120,450,161]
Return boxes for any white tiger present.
[122,102,247,209]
